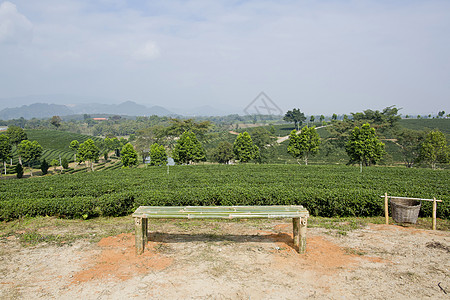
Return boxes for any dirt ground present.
[0,219,449,299]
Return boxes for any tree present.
[319,115,325,123]
[77,139,100,171]
[249,127,275,163]
[327,119,356,148]
[211,141,234,164]
[287,126,320,165]
[5,125,27,165]
[15,164,23,178]
[51,159,59,172]
[121,143,139,168]
[438,111,446,118]
[283,109,306,130]
[5,125,27,145]
[40,159,50,175]
[149,143,167,166]
[135,126,165,163]
[50,116,62,129]
[166,119,211,140]
[69,140,79,162]
[269,126,276,135]
[17,140,43,176]
[172,131,206,164]
[345,123,385,172]
[0,135,12,177]
[104,137,123,157]
[61,158,69,169]
[233,132,259,163]
[419,130,449,169]
[351,106,401,127]
[310,115,315,123]
[332,113,338,121]
[103,151,109,161]
[396,129,425,168]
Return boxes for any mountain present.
[148,105,174,116]
[0,103,73,120]
[69,101,174,116]
[0,101,175,120]
[0,94,243,119]
[0,95,114,110]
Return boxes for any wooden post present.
[293,218,300,249]
[432,198,437,231]
[384,193,389,225]
[299,217,307,254]
[135,217,148,255]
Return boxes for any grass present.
[17,231,86,247]
[0,216,134,246]
[308,217,367,235]
[315,216,450,231]
[1,215,448,248]
[343,247,367,256]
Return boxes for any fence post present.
[432,197,437,231]
[384,193,389,225]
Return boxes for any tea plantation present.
[1,164,448,221]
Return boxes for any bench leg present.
[293,218,300,249]
[135,217,148,255]
[299,217,307,254]
[293,217,307,254]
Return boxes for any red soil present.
[71,233,173,284]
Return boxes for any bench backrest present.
[132,205,309,219]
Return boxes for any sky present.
[0,0,449,115]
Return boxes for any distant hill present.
[0,101,174,120]
[0,103,73,120]
[0,94,243,118]
[68,101,173,116]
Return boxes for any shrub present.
[15,164,23,178]
[40,159,50,175]
[62,158,69,169]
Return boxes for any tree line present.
[1,107,449,179]
[283,106,449,170]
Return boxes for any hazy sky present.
[0,0,449,115]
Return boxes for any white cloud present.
[131,41,160,61]
[0,1,33,45]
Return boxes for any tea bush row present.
[0,165,448,221]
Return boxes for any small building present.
[92,118,108,121]
[0,126,8,132]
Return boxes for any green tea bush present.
[0,165,448,220]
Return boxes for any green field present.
[1,164,448,221]
[261,119,449,165]
[4,130,104,166]
[26,129,104,151]
[399,119,450,137]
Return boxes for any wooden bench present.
[133,205,309,254]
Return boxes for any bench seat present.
[133,205,309,254]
